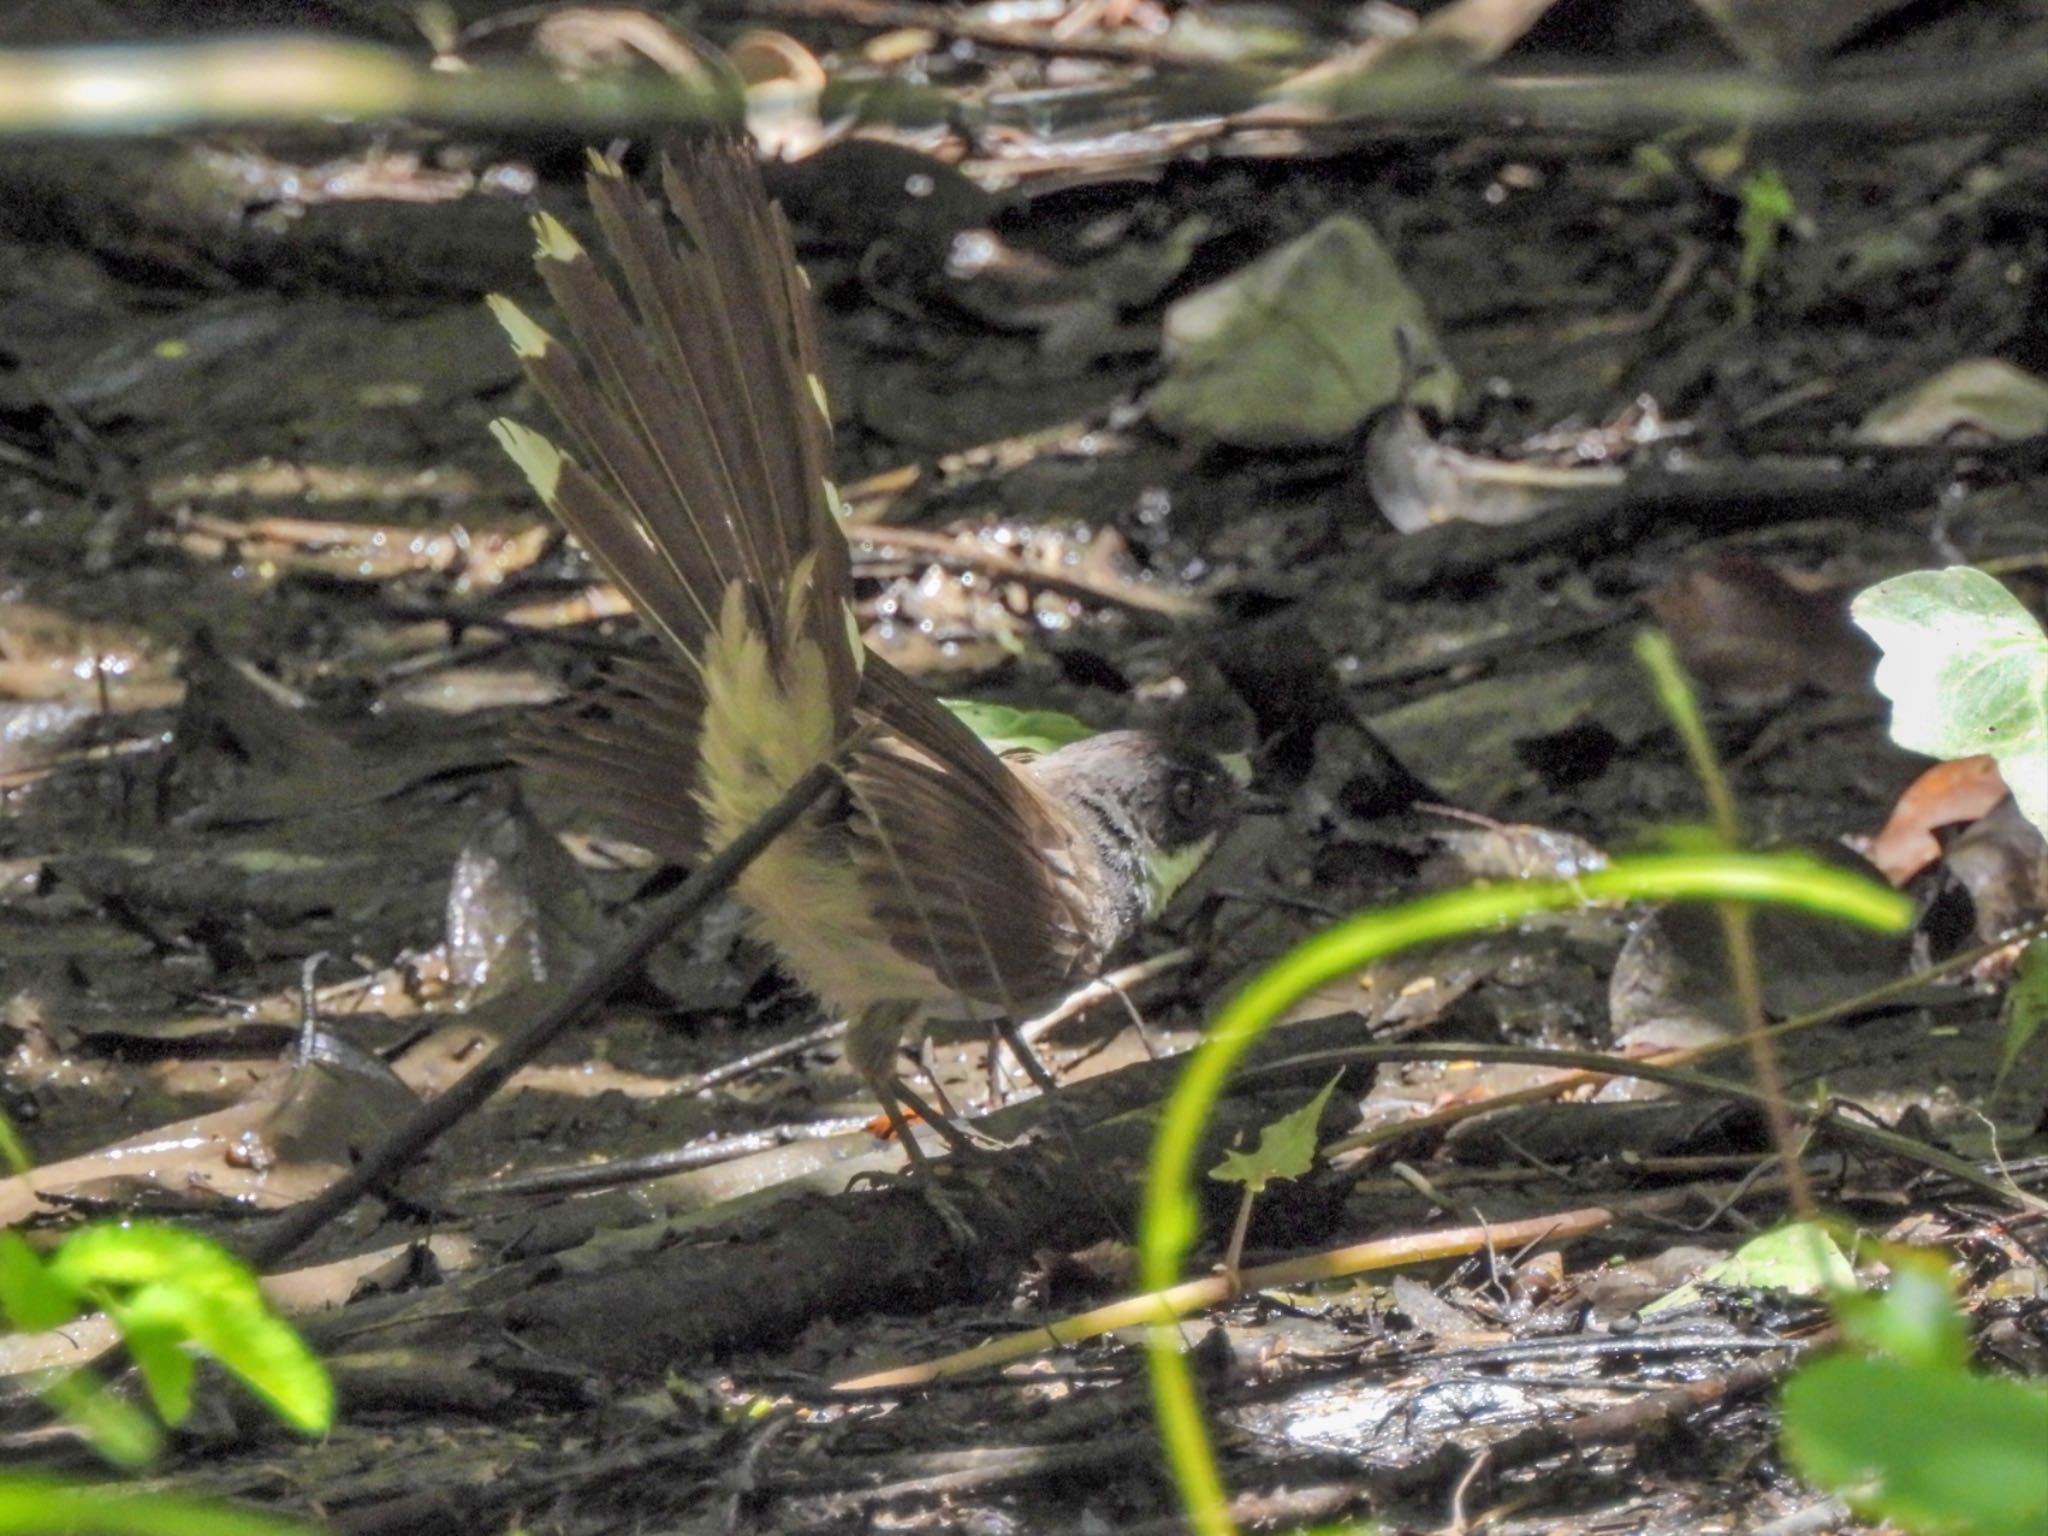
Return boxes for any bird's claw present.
[843,1165,985,1248]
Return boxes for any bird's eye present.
[1170,773,1203,822]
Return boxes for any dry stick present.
[246,755,847,1271]
[1016,947,1193,1048]
[843,523,1208,621]
[838,1202,1624,1389]
[1639,629,1815,1219]
[720,0,1236,69]
[17,35,2048,145]
[679,1018,847,1095]
[1266,1040,2045,1212]
[1322,913,2048,1163]
[839,1137,1899,1393]
[445,1114,876,1200]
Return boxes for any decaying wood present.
[297,1011,1373,1377]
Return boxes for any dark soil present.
[2,2,2046,1534]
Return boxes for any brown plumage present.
[489,142,1238,1156]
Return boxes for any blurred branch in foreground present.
[0,37,752,137]
[0,34,2046,145]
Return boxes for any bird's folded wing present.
[846,658,1103,1008]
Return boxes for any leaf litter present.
[3,3,2048,1533]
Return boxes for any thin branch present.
[717,0,1245,69]
[4,37,2048,145]
[246,750,849,1270]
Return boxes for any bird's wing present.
[514,657,706,865]
[845,659,1108,1010]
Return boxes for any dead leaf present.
[1855,358,2048,446]
[1860,756,2008,885]
[1647,553,1876,704]
[1151,216,1459,447]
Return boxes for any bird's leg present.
[848,1001,981,1170]
[888,1073,996,1162]
[868,1072,939,1178]
[854,1069,990,1248]
[994,1017,1062,1099]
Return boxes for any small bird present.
[488,141,1241,1165]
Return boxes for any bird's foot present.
[843,1162,987,1248]
[889,1078,1023,1162]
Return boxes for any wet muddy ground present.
[3,2,2047,1533]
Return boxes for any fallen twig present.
[246,750,850,1269]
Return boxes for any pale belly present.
[735,826,965,1021]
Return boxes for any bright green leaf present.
[1783,1356,2048,1536]
[115,1282,332,1437]
[1642,1221,1854,1318]
[1999,937,2048,1089]
[48,1223,258,1298]
[1832,1250,1969,1372]
[0,1234,82,1333]
[37,1371,163,1470]
[941,700,1097,757]
[1210,1071,1342,1195]
[0,1105,32,1176]
[1737,165,1796,315]
[178,1295,333,1434]
[117,1318,196,1427]
[0,1475,320,1536]
[48,1224,333,1437]
[1850,567,2048,838]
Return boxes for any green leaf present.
[1642,1221,1854,1318]
[1737,166,1796,301]
[1999,937,2048,1089]
[46,1223,251,1295]
[114,1282,333,1437]
[48,1224,333,1436]
[1783,1356,2048,1536]
[37,1371,163,1470]
[178,1294,332,1435]
[1849,567,2048,838]
[941,700,1097,757]
[117,1318,196,1427]
[0,1475,320,1536]
[0,1105,32,1177]
[1150,215,1460,446]
[0,1233,82,1333]
[1831,1250,1969,1372]
[1210,1071,1342,1195]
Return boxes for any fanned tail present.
[489,140,860,858]
[492,139,1106,1020]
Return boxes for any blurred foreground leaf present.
[1850,567,2048,837]
[1782,1250,2048,1536]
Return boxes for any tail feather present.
[514,654,706,862]
[576,163,783,628]
[489,140,852,705]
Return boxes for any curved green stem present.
[1138,851,1912,1536]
